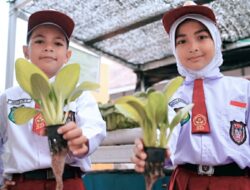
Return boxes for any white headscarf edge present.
[169,14,223,81]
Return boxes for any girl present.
[132,2,250,190]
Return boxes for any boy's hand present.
[0,180,15,190]
[57,122,89,157]
[131,138,147,173]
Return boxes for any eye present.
[176,39,186,45]
[197,31,211,40]
[34,39,44,44]
[198,35,209,40]
[55,42,64,46]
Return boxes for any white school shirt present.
[0,86,106,175]
[168,75,250,169]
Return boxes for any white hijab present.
[169,14,223,82]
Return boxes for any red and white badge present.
[230,120,246,145]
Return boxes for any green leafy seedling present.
[115,76,193,148]
[13,58,100,126]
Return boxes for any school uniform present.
[165,12,250,190]
[163,2,250,190]
[0,86,106,190]
[170,75,250,166]
[168,76,250,190]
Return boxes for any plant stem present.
[145,175,158,190]
[165,129,173,145]
[56,94,64,124]
[46,96,57,124]
[62,111,69,124]
[40,94,54,124]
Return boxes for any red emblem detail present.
[32,113,46,136]
[230,120,246,145]
[193,114,207,131]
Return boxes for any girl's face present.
[175,20,215,71]
[23,25,72,78]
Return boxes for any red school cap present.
[27,10,75,44]
[162,2,216,34]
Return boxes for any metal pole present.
[5,2,17,89]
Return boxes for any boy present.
[132,2,250,190]
[0,10,106,190]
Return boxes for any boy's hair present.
[26,10,75,46]
[162,4,216,34]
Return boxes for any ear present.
[22,45,29,59]
[64,49,72,64]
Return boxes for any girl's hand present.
[166,147,171,160]
[58,121,89,157]
[131,138,171,173]
[131,138,147,173]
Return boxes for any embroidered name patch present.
[7,98,32,105]
[169,98,187,107]
[230,120,246,145]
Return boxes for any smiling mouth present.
[40,56,56,61]
[188,55,203,62]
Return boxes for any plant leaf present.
[30,73,51,100]
[115,96,147,121]
[115,95,144,105]
[146,91,166,125]
[54,63,80,100]
[15,58,49,98]
[163,76,184,104]
[169,103,194,130]
[159,123,168,148]
[133,91,147,99]
[30,74,57,125]
[146,87,156,95]
[68,81,100,102]
[13,107,39,125]
[163,76,184,126]
[115,104,143,126]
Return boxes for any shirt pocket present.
[226,104,246,124]
[226,103,248,146]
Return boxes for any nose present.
[189,48,198,53]
[189,41,199,53]
[44,44,54,52]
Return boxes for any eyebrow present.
[195,28,210,35]
[32,34,66,41]
[176,28,210,39]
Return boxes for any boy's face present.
[23,25,72,78]
[175,20,215,71]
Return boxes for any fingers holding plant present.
[131,138,147,173]
[58,122,89,156]
[166,147,171,160]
